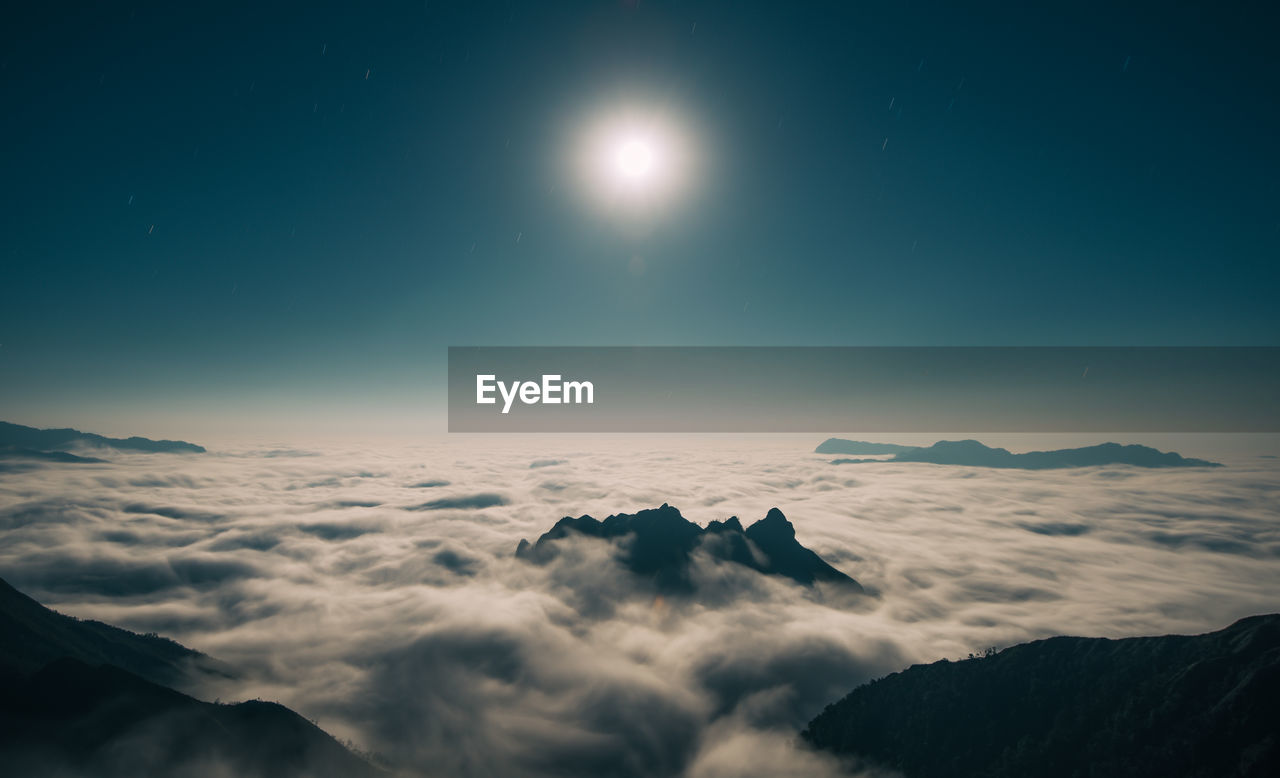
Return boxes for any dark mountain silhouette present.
[516,504,862,593]
[0,448,106,463]
[814,438,919,455]
[0,576,225,687]
[0,578,380,777]
[831,440,1220,469]
[0,658,382,778]
[0,421,205,454]
[802,614,1280,778]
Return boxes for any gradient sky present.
[2,1,1277,436]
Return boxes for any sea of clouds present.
[1,435,1277,777]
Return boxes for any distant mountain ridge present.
[0,449,106,464]
[831,439,1220,469]
[0,577,379,777]
[0,421,205,455]
[516,504,862,593]
[814,439,919,455]
[802,614,1280,777]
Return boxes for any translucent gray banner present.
[447,347,1280,432]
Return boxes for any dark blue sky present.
[2,1,1277,434]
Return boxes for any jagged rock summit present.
[516,504,862,593]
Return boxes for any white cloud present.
[1,438,1276,776]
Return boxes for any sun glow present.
[614,136,657,183]
[571,105,698,218]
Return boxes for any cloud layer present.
[1,437,1277,776]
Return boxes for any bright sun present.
[614,136,656,183]
[572,107,695,215]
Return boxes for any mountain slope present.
[832,440,1220,469]
[0,578,380,777]
[802,614,1280,778]
[0,658,381,778]
[0,421,205,454]
[0,577,224,687]
[516,504,862,593]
